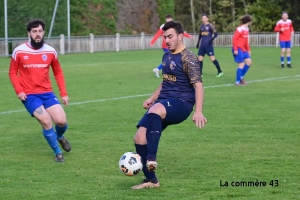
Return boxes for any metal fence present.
[0,32,299,56]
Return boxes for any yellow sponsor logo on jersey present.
[163,74,176,82]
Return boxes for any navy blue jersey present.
[199,23,217,46]
[157,48,202,105]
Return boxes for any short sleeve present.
[209,23,217,33]
[182,50,202,84]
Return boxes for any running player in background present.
[132,21,207,189]
[196,14,223,77]
[232,15,253,86]
[274,11,294,68]
[150,14,193,77]
[8,19,71,162]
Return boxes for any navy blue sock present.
[281,56,284,64]
[157,63,163,70]
[200,61,203,75]
[146,113,162,161]
[135,144,157,182]
[55,124,68,140]
[213,60,222,73]
[43,128,61,155]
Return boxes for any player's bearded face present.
[164,29,183,52]
[28,25,45,49]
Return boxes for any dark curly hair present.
[240,14,252,24]
[27,19,45,32]
[162,21,184,35]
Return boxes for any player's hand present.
[196,43,199,49]
[189,35,194,38]
[192,112,207,128]
[143,98,154,109]
[234,50,238,55]
[248,51,251,56]
[280,28,284,32]
[17,92,27,101]
[150,43,154,47]
[62,96,69,106]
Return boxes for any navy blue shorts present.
[137,98,193,130]
[198,45,214,56]
[22,92,61,116]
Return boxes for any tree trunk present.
[190,0,196,34]
[242,0,247,11]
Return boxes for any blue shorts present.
[198,45,214,56]
[232,47,250,63]
[137,98,193,130]
[22,92,61,116]
[162,48,169,53]
[280,41,291,49]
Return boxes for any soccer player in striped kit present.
[9,19,71,162]
[274,11,294,68]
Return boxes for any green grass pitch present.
[0,47,299,199]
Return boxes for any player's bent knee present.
[148,103,165,115]
[134,127,147,144]
[55,119,67,127]
[38,115,53,129]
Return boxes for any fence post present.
[116,33,120,52]
[90,33,94,53]
[60,34,65,55]
[141,32,145,50]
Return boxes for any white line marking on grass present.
[69,94,150,105]
[0,109,26,114]
[0,70,8,73]
[1,74,299,115]
[64,59,158,68]
[276,78,300,82]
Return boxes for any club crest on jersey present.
[42,54,47,61]
[206,26,209,30]
[170,61,176,70]
[162,62,166,66]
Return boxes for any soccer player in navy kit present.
[131,21,207,189]
[196,14,223,77]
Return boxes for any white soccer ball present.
[119,152,143,176]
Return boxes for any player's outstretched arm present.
[183,32,194,38]
[192,82,207,128]
[143,83,162,109]
[150,29,163,46]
